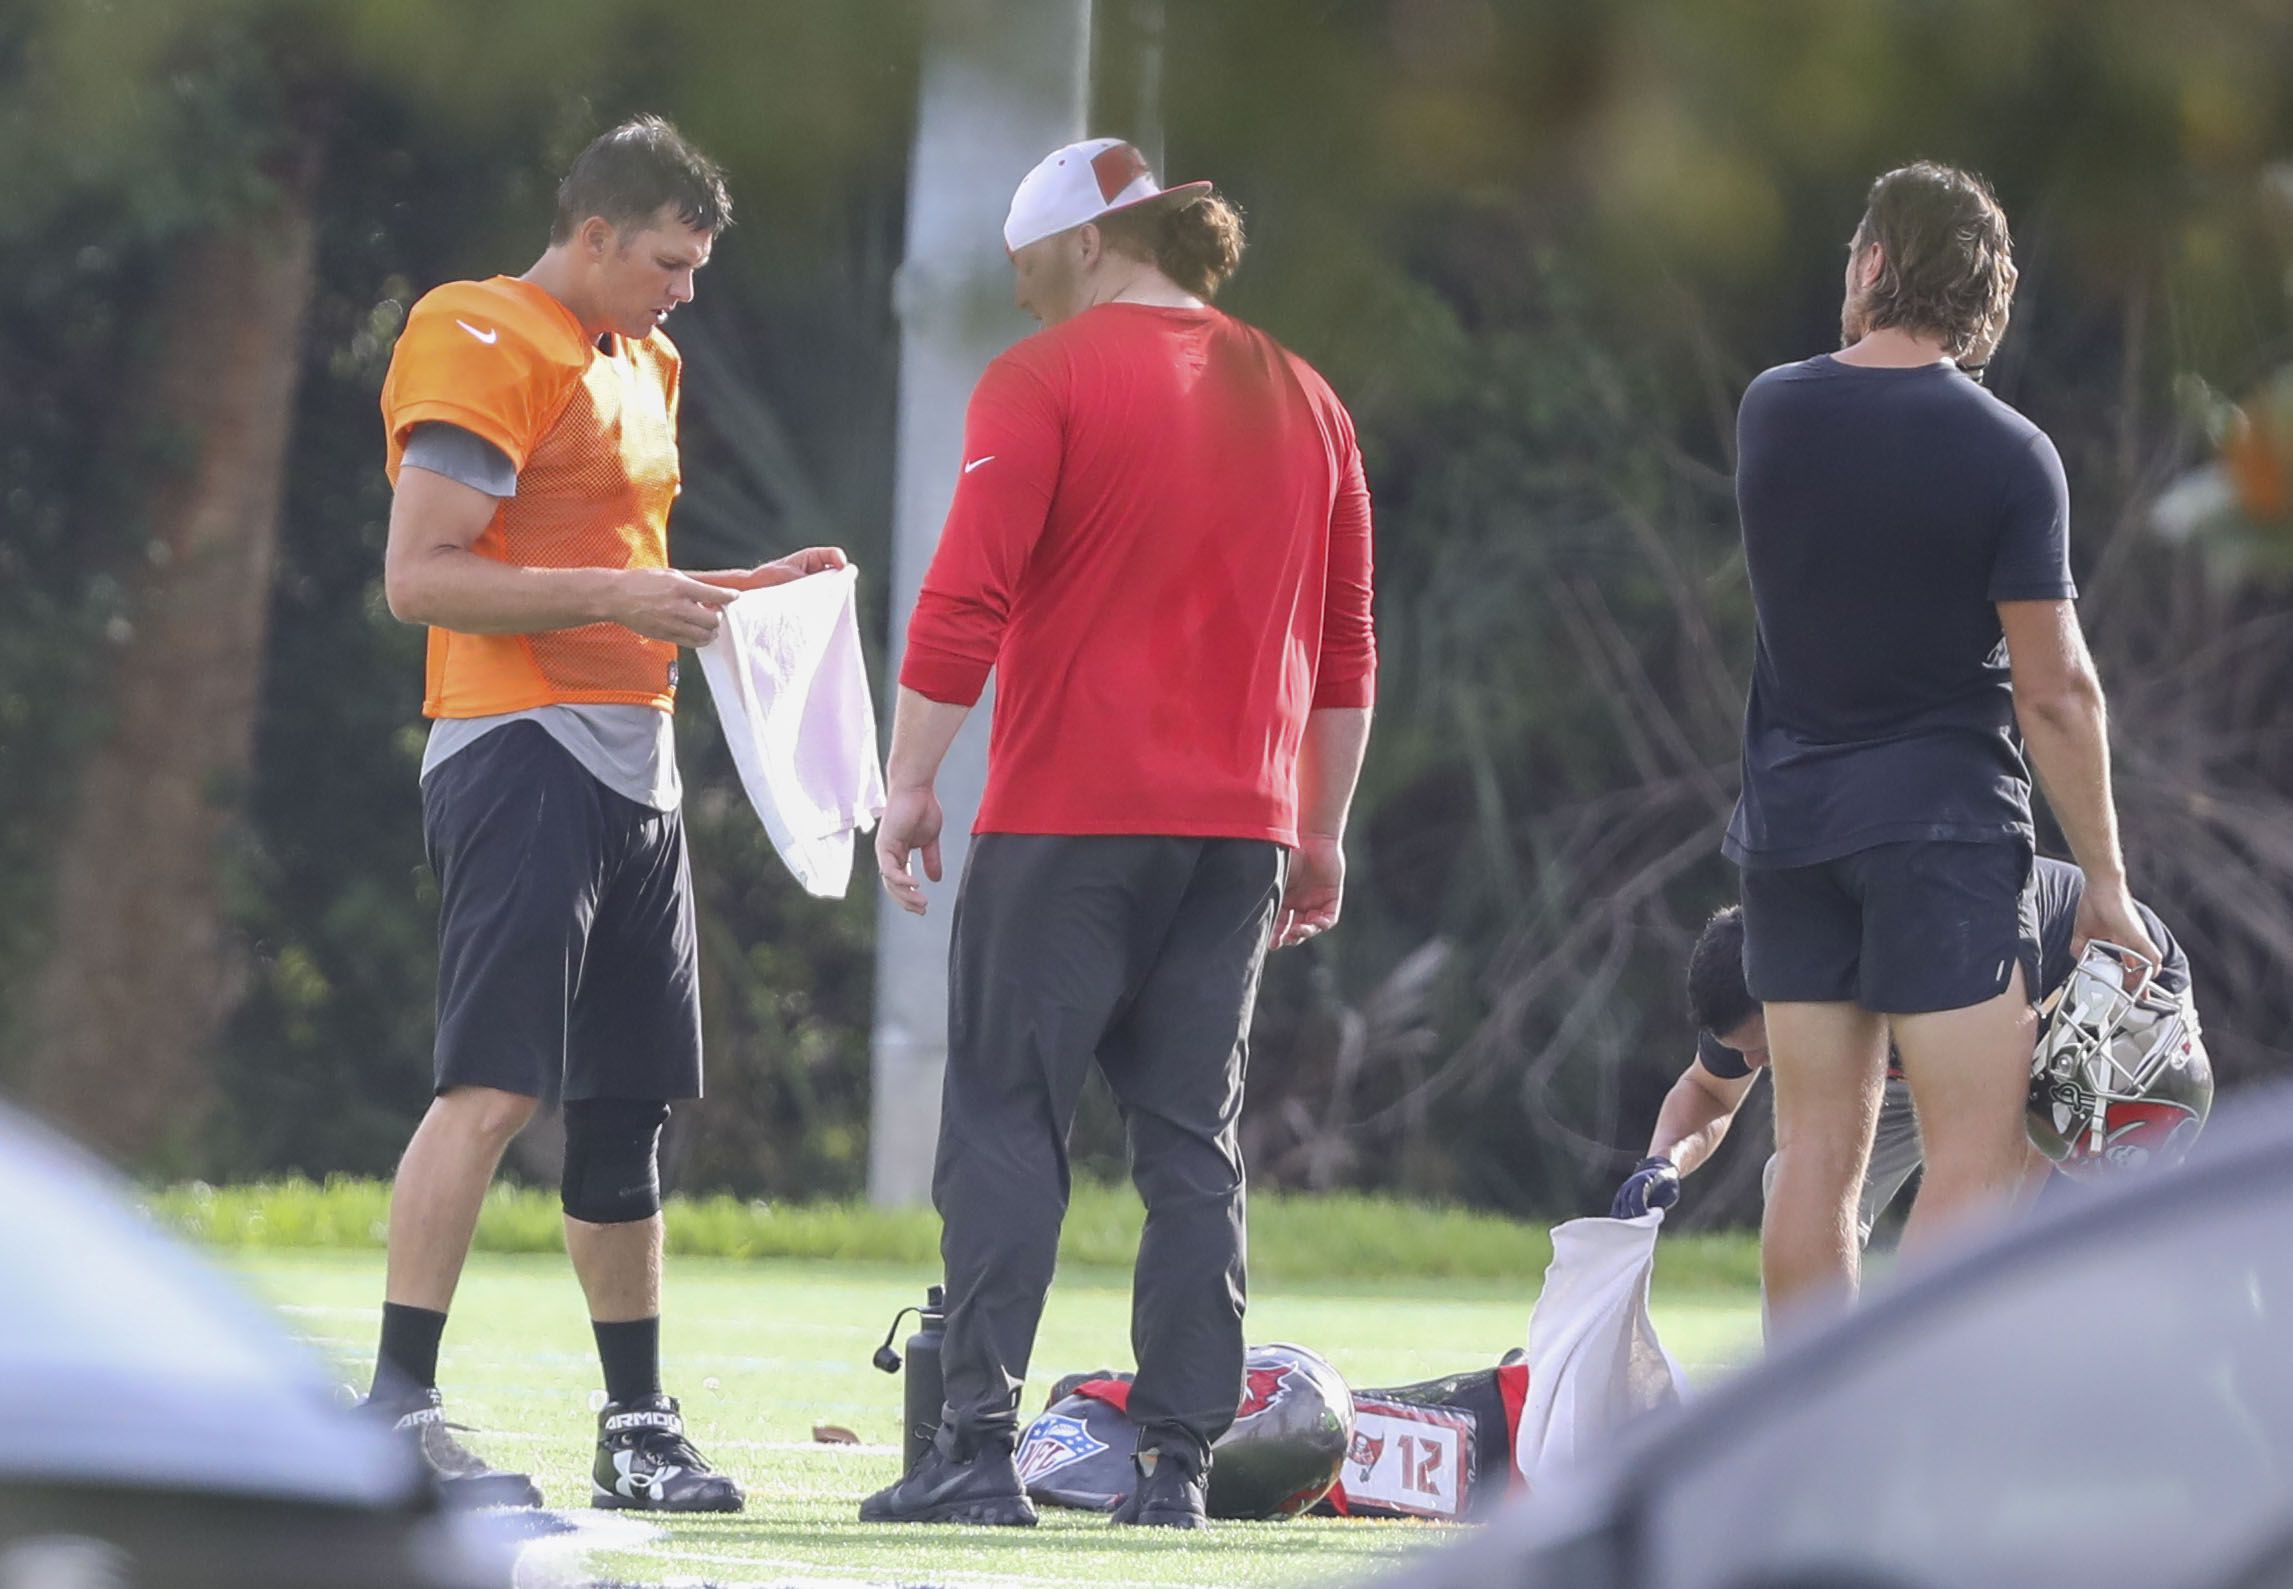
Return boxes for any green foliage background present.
[4,0,2292,1217]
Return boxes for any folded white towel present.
[696,565,887,898]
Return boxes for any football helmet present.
[1208,1343,1355,1520]
[1017,1344,1354,1520]
[2027,940,2211,1178]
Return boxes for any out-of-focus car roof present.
[0,1101,511,1588]
[1380,1082,2293,1589]
[0,1103,416,1506]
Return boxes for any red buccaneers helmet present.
[2027,940,2212,1178]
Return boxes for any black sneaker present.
[1111,1448,1207,1529]
[858,1426,1038,1526]
[593,1393,744,1513]
[366,1387,543,1509]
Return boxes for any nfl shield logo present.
[1017,1412,1108,1486]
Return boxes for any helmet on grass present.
[1207,1343,1354,1520]
[1020,1344,1355,1519]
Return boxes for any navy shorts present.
[1739,840,2039,1015]
[420,722,702,1102]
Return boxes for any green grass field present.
[157,1176,1769,1289]
[232,1244,1766,1587]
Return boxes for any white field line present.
[276,1304,867,1342]
[697,1438,903,1456]
[299,1337,872,1371]
[510,1512,665,1588]
[616,1580,1234,1589]
[614,1580,995,1589]
[485,1432,898,1456]
[630,1546,1261,1589]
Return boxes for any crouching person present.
[1616,864,2200,1247]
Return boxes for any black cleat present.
[859,1426,1038,1526]
[367,1388,543,1509]
[1111,1448,1207,1530]
[593,1393,744,1513]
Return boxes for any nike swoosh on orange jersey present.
[455,319,500,345]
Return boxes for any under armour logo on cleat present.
[613,1450,683,1499]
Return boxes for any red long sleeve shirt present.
[900,302,1377,847]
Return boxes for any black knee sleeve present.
[562,1098,671,1224]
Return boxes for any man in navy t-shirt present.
[1726,163,2158,1321]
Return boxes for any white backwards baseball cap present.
[1002,138,1213,253]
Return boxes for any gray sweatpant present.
[1763,1076,1923,1247]
[932,834,1285,1473]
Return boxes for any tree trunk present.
[22,151,322,1162]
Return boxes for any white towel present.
[696,565,887,898]
[1513,1211,1688,1485]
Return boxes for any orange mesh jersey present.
[381,275,684,718]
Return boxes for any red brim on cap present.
[1003,180,1218,256]
[1097,179,1214,226]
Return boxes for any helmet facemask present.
[2027,940,2210,1177]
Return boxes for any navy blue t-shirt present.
[1697,858,2188,1079]
[1723,356,2078,869]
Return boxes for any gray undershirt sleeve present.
[402,422,681,811]
[402,422,518,497]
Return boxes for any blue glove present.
[1611,1156,1681,1219]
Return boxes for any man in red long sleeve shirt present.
[860,139,1376,1531]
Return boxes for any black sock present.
[594,1316,663,1406]
[373,1302,447,1401]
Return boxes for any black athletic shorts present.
[420,721,702,1102]
[1739,840,2040,1015]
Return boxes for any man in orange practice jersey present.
[369,116,842,1511]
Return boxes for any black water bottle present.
[872,1284,947,1473]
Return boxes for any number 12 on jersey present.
[1342,1404,1471,1518]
